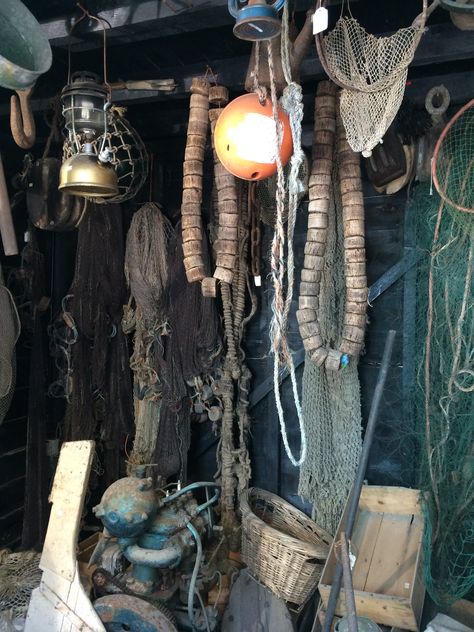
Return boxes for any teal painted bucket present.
[0,0,52,90]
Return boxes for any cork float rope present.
[181,77,209,284]
[297,81,367,370]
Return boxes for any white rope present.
[268,2,307,467]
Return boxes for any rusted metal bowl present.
[0,0,52,90]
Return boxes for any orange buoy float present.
[214,92,293,181]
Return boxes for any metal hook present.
[10,88,36,150]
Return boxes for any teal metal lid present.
[0,0,52,90]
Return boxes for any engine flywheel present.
[94,594,178,632]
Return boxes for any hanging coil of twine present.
[267,1,308,467]
[315,0,437,155]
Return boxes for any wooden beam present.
[0,20,470,119]
[42,0,319,51]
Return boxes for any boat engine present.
[90,475,220,631]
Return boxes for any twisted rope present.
[268,4,307,467]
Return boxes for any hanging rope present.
[268,3,307,467]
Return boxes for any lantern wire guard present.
[61,3,147,201]
[432,98,474,215]
[315,0,436,156]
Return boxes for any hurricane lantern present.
[59,71,118,198]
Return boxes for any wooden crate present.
[319,486,425,631]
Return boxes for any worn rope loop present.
[268,9,307,467]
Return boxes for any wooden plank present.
[40,441,95,581]
[25,440,105,632]
[319,588,418,631]
[351,510,384,591]
[364,514,420,598]
[442,599,474,629]
[359,486,421,516]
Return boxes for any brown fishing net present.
[152,227,221,480]
[124,203,173,470]
[64,203,133,486]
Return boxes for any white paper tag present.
[254,275,262,287]
[312,7,328,34]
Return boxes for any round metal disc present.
[94,594,178,632]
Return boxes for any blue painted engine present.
[90,475,221,631]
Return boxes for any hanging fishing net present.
[0,550,42,617]
[298,167,361,535]
[124,202,173,471]
[413,105,474,605]
[315,1,429,155]
[432,99,474,215]
[0,266,20,426]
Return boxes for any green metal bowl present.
[0,0,52,90]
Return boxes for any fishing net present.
[64,203,133,487]
[413,141,474,609]
[298,165,362,535]
[124,203,173,471]
[432,99,474,215]
[316,1,428,156]
[0,550,42,617]
[152,229,221,480]
[0,266,20,426]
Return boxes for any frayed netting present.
[0,550,41,618]
[316,1,430,155]
[298,166,362,535]
[124,202,174,471]
[413,180,474,605]
[64,203,133,486]
[152,229,221,481]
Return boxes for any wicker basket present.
[241,487,332,606]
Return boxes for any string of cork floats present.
[208,85,240,292]
[181,77,209,284]
[297,81,367,371]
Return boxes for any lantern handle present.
[228,0,286,19]
[67,2,112,97]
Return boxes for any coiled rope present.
[268,2,307,467]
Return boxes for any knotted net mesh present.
[413,163,474,605]
[0,550,42,617]
[298,167,362,535]
[317,6,426,155]
[432,99,474,215]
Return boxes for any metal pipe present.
[317,329,396,632]
[186,522,203,631]
[161,481,219,506]
[340,532,358,632]
[123,542,180,568]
